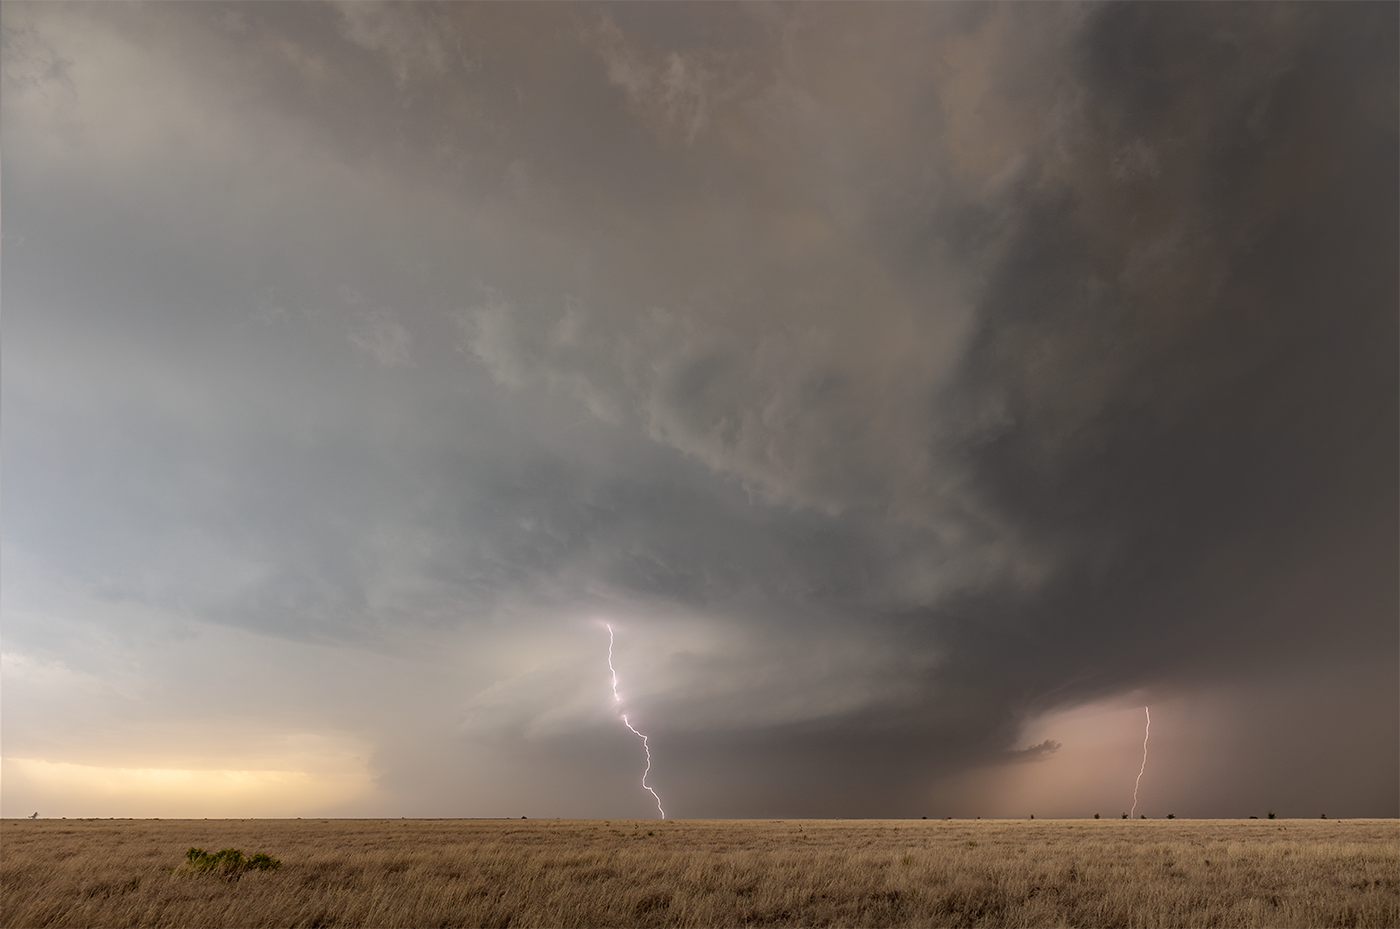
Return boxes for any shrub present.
[1166,814,1175,819]
[1268,811,1276,819]
[1094,814,1100,820]
[182,847,281,882]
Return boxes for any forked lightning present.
[1130,706,1150,818]
[607,624,666,818]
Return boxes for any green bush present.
[183,847,281,881]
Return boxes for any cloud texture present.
[2,2,1395,819]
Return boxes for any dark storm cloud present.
[2,2,1393,818]
[949,3,1397,677]
[1007,741,1062,764]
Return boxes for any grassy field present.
[2,817,1396,928]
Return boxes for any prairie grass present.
[2,818,1395,928]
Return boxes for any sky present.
[2,2,1395,821]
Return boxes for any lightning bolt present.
[1130,706,1150,818]
[607,624,666,819]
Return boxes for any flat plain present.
[2,817,1396,928]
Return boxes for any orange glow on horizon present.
[1,756,375,819]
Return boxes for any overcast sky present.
[2,2,1395,820]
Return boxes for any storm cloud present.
[2,2,1394,819]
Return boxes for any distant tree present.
[1139,814,1146,819]
[1249,816,1258,819]
[1320,813,1327,819]
[1121,813,1128,819]
[1268,811,1276,819]
[1094,813,1100,819]
[1029,814,1034,820]
[1166,814,1175,819]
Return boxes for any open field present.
[2,818,1396,928]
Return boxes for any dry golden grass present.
[2,817,1396,928]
